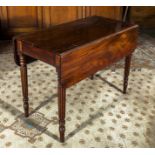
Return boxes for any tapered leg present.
[19,54,29,117]
[123,54,132,94]
[58,84,66,142]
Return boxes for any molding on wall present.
[37,6,43,28]
[0,6,8,29]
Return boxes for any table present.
[13,16,138,142]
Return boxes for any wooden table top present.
[17,16,137,54]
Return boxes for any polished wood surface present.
[16,16,135,53]
[14,16,138,142]
[14,16,137,66]
[58,84,66,143]
[123,54,132,94]
[19,54,29,117]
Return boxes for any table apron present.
[18,43,55,66]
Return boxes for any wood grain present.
[59,27,138,87]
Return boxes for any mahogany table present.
[13,16,138,142]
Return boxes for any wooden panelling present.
[42,6,80,27]
[0,6,43,28]
[87,6,121,20]
[36,6,43,28]
[0,6,122,39]
[0,6,8,29]
[42,6,51,28]
[79,6,121,20]
[7,7,38,28]
[131,6,155,29]
[0,6,44,38]
[50,6,79,25]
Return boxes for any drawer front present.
[59,27,138,88]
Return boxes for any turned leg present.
[19,54,29,117]
[123,54,132,94]
[58,84,66,142]
[90,74,94,80]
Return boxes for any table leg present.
[123,54,132,94]
[19,54,29,117]
[58,84,66,142]
[90,74,94,80]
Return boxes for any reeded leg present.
[19,54,29,117]
[123,54,132,94]
[58,84,66,142]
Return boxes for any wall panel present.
[131,6,155,29]
[7,7,38,28]
[89,6,121,20]
[0,6,122,39]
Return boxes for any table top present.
[17,16,137,54]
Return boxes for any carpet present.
[0,34,155,147]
